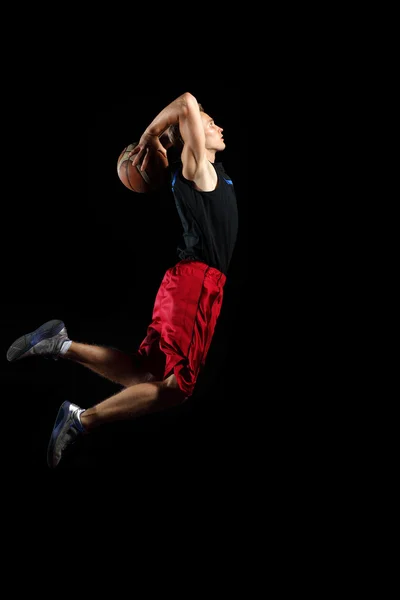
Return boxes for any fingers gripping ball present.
[117,142,169,193]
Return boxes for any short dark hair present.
[167,103,204,150]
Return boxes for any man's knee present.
[162,374,188,404]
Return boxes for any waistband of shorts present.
[174,259,226,286]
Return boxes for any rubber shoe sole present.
[47,401,84,468]
[6,319,66,362]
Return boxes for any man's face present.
[202,112,226,152]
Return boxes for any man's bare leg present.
[80,374,186,431]
[47,373,187,468]
[62,342,155,387]
[6,319,153,387]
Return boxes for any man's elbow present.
[180,92,199,114]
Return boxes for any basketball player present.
[6,92,239,468]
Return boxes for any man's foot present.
[6,319,69,362]
[47,401,86,469]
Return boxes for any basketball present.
[117,142,169,193]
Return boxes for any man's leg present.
[6,319,154,387]
[62,342,155,387]
[81,374,185,430]
[47,374,187,468]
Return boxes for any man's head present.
[201,111,225,154]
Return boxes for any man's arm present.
[178,94,206,180]
[130,92,191,171]
[131,92,205,175]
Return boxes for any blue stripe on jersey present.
[171,170,179,191]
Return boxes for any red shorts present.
[135,259,226,397]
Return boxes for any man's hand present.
[129,133,166,172]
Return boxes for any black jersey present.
[170,161,238,276]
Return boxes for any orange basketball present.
[117,142,169,193]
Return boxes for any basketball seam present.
[125,158,135,191]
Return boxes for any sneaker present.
[47,401,86,468]
[6,319,69,362]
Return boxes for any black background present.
[1,80,248,472]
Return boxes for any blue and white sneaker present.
[47,401,86,468]
[6,319,69,362]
